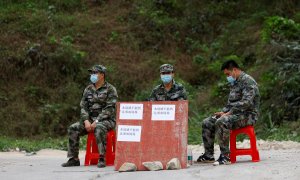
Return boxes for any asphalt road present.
[1,147,299,180]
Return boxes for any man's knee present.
[67,122,81,134]
[202,117,214,129]
[215,116,231,129]
[216,118,224,126]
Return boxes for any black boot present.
[61,158,80,167]
[97,157,106,168]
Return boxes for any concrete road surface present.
[0,146,299,180]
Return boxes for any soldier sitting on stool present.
[196,60,260,166]
[61,65,118,168]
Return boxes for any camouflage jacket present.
[222,72,260,121]
[149,80,187,101]
[80,81,118,124]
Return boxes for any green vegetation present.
[0,136,68,152]
[0,0,299,151]
[262,16,300,42]
[0,135,89,152]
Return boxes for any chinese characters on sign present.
[117,125,142,142]
[119,103,143,120]
[151,105,176,121]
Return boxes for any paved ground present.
[1,143,300,180]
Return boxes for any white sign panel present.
[151,104,176,121]
[117,125,142,142]
[119,103,143,120]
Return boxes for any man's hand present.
[91,121,97,131]
[220,111,231,117]
[214,112,225,118]
[84,120,92,132]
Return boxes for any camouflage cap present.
[88,65,106,73]
[160,64,174,73]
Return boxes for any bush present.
[262,16,300,42]
[47,37,86,79]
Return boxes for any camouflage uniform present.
[202,72,260,156]
[148,64,187,101]
[67,66,118,159]
[149,81,187,101]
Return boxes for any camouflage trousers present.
[202,114,255,156]
[67,120,115,158]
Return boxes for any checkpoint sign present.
[151,104,175,121]
[119,103,143,120]
[115,101,188,171]
[117,125,142,142]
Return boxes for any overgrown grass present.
[256,120,300,142]
[0,135,87,152]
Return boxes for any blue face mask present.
[227,76,235,85]
[161,74,173,84]
[90,74,98,83]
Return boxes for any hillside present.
[0,0,299,147]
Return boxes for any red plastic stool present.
[84,130,116,166]
[230,125,260,163]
